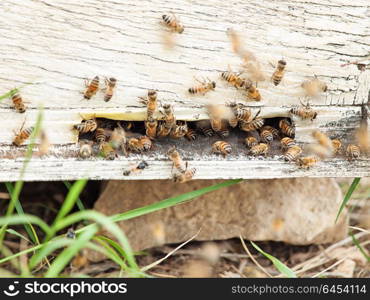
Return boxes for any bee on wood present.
[170,121,188,139]
[140,90,158,119]
[290,101,318,121]
[331,139,342,155]
[301,76,327,97]
[84,76,99,100]
[259,126,278,143]
[128,136,152,153]
[11,93,26,113]
[73,119,98,133]
[173,164,196,183]
[168,146,186,173]
[185,128,197,141]
[280,137,295,150]
[239,110,264,132]
[312,130,333,152]
[212,141,232,157]
[297,156,319,169]
[245,136,258,148]
[95,128,110,149]
[13,122,34,146]
[157,104,176,137]
[283,145,302,161]
[110,124,127,155]
[346,144,361,160]
[188,77,216,95]
[217,120,230,138]
[244,79,261,101]
[145,117,158,140]
[227,101,252,122]
[250,143,269,156]
[139,135,152,151]
[79,140,93,159]
[100,142,116,160]
[207,105,229,136]
[195,120,214,137]
[279,118,295,137]
[271,59,287,86]
[221,67,245,89]
[103,77,117,102]
[123,160,149,176]
[162,13,184,33]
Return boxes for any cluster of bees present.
[5,14,369,182]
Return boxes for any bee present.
[185,128,197,141]
[73,119,98,133]
[11,93,26,113]
[259,126,278,143]
[212,141,232,157]
[297,156,319,169]
[100,142,116,160]
[95,128,109,148]
[207,104,227,134]
[290,101,318,121]
[139,135,152,151]
[216,120,230,138]
[221,67,245,89]
[66,228,76,239]
[110,124,127,155]
[346,144,361,160]
[228,102,252,122]
[245,136,258,148]
[13,123,34,146]
[239,110,264,132]
[244,79,261,101]
[123,160,149,176]
[279,118,295,137]
[283,145,302,161]
[157,104,176,137]
[145,117,158,140]
[301,76,327,97]
[312,130,333,152]
[188,77,216,95]
[162,13,184,33]
[173,165,196,183]
[140,90,158,119]
[84,76,99,99]
[103,77,117,102]
[195,120,214,137]
[168,146,186,173]
[250,143,269,156]
[170,121,188,139]
[79,140,93,159]
[280,137,295,150]
[331,139,342,155]
[271,59,287,86]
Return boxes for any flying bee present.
[290,101,318,121]
[346,144,361,160]
[271,59,287,86]
[244,79,261,101]
[11,93,26,113]
[168,146,186,173]
[239,110,264,132]
[221,67,245,89]
[103,77,117,102]
[279,118,295,137]
[123,160,149,176]
[250,143,269,156]
[170,121,188,139]
[301,76,327,97]
[283,145,302,161]
[297,156,319,169]
[139,90,158,119]
[331,139,342,155]
[13,121,34,146]
[37,130,50,156]
[162,13,184,33]
[173,164,196,183]
[73,118,98,133]
[110,124,127,155]
[84,75,99,99]
[100,142,116,160]
[212,141,232,157]
[188,77,216,95]
[195,120,214,137]
[79,140,93,159]
[185,128,197,141]
[280,137,295,150]
[245,136,258,148]
[145,117,158,140]
[312,130,333,152]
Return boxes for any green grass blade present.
[63,181,86,211]
[0,215,51,237]
[5,229,31,243]
[94,235,129,262]
[0,88,19,102]
[335,178,361,223]
[350,233,370,262]
[251,241,297,278]
[92,237,128,268]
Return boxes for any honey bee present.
[283,145,302,161]
[195,120,214,137]
[145,117,158,140]
[207,105,228,135]
[185,128,197,141]
[332,139,342,155]
[228,102,252,122]
[140,90,158,119]
[79,140,93,159]
[239,110,264,132]
[221,67,245,89]
[100,142,116,160]
[301,76,327,97]
[217,120,230,138]
[279,118,295,137]
[11,93,26,113]
[103,77,117,102]
[259,126,278,143]
[95,128,109,148]
[139,135,152,151]
[312,130,333,152]
[84,76,99,100]
[297,156,319,169]
[250,143,269,156]
[162,13,184,33]
[188,77,216,95]
[290,101,318,121]
[212,141,232,157]
[123,160,149,176]
[245,136,258,148]
[244,79,261,101]
[157,104,176,137]
[170,121,188,139]
[173,165,196,183]
[271,59,287,86]
[127,136,152,152]
[110,124,127,155]
[13,123,34,146]
[73,118,98,133]
[280,137,295,150]
[346,144,361,160]
[167,146,186,173]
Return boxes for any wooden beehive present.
[0,0,369,181]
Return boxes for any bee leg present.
[84,79,90,88]
[269,61,276,69]
[138,96,148,105]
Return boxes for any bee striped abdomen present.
[346,144,360,159]
[84,76,99,99]
[279,119,295,137]
[280,137,295,150]
[212,141,232,156]
[245,136,258,148]
[260,129,273,143]
[250,143,269,156]
[13,126,34,146]
[284,145,302,161]
[11,93,26,113]
[185,128,197,141]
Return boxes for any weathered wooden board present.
[0,0,369,181]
